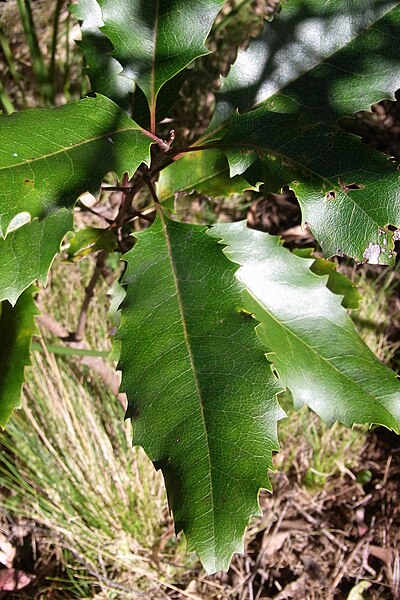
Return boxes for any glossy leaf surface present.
[221,111,400,263]
[73,0,189,126]
[98,0,224,117]
[193,1,400,263]
[0,288,38,428]
[212,0,400,127]
[209,222,400,431]
[0,94,153,304]
[117,212,283,573]
[0,94,152,233]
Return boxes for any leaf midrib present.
[243,280,396,424]
[159,209,216,548]
[0,126,142,172]
[150,0,160,125]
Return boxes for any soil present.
[172,428,400,600]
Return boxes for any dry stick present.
[331,534,370,590]
[73,249,107,342]
[78,200,113,224]
[292,501,348,552]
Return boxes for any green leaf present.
[220,111,400,263]
[0,94,153,304]
[310,259,361,311]
[98,0,224,121]
[117,212,283,573]
[0,209,72,306]
[293,249,361,310]
[0,94,153,235]
[71,0,189,126]
[70,0,134,111]
[67,226,117,262]
[0,288,38,428]
[195,2,400,262]
[157,149,257,207]
[212,0,400,128]
[208,222,400,431]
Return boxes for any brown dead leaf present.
[262,530,290,555]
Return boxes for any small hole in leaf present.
[325,191,336,201]
[339,180,364,192]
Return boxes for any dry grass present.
[0,258,191,598]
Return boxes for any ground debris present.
[172,428,400,600]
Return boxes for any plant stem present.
[145,177,161,207]
[0,80,15,115]
[49,0,64,96]
[32,341,110,359]
[78,200,114,224]
[170,142,218,156]
[16,0,53,103]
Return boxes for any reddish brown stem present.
[144,176,161,207]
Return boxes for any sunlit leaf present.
[0,94,153,303]
[0,210,72,306]
[209,221,400,431]
[98,0,224,123]
[220,111,400,263]
[212,0,400,128]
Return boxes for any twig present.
[292,502,348,552]
[144,176,161,207]
[331,536,368,589]
[69,249,107,342]
[112,172,144,231]
[78,200,113,224]
[129,207,153,222]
